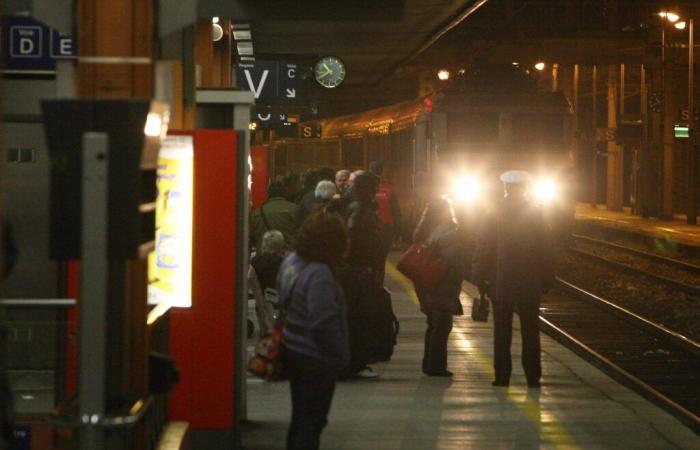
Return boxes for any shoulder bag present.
[396,242,449,291]
[247,265,303,381]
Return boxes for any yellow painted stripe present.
[386,260,578,449]
[385,260,419,305]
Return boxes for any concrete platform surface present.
[241,261,700,450]
[576,203,700,248]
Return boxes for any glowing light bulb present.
[437,69,450,81]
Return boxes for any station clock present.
[314,56,346,88]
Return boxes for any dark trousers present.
[340,267,377,375]
[492,299,541,384]
[422,310,453,373]
[285,350,337,450]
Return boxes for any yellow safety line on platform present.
[385,260,419,305]
[386,261,578,449]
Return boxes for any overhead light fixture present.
[666,12,680,23]
[237,41,254,56]
[534,62,546,71]
[212,23,224,42]
[512,61,519,66]
[675,21,687,30]
[212,16,220,24]
[437,69,450,81]
[233,29,251,40]
[658,11,668,19]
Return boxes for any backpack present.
[368,287,400,362]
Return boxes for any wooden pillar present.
[76,2,154,448]
[552,63,559,92]
[607,65,624,211]
[77,0,153,97]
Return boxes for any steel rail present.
[539,313,700,435]
[572,233,700,274]
[568,246,700,300]
[540,277,700,434]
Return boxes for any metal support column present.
[688,18,696,224]
[607,65,623,211]
[79,132,109,450]
[591,65,598,207]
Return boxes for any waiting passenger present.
[335,169,351,196]
[339,172,384,379]
[368,161,402,251]
[250,182,298,251]
[412,197,464,376]
[249,230,285,336]
[313,180,338,212]
[276,211,350,450]
[282,172,301,203]
[297,168,335,226]
[471,170,554,388]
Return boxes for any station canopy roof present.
[205,0,489,86]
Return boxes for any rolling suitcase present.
[369,287,400,362]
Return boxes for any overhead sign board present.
[1,15,77,72]
[236,60,303,104]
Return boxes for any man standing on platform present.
[471,170,554,388]
[368,161,402,252]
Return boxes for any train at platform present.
[269,71,575,242]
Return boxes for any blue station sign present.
[2,15,77,72]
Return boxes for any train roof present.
[308,90,572,139]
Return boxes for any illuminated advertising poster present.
[148,135,193,308]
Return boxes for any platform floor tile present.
[242,263,700,450]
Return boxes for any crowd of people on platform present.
[248,163,554,450]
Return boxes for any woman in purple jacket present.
[276,211,350,450]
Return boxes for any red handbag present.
[396,244,449,290]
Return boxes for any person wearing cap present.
[471,170,554,388]
[368,161,402,253]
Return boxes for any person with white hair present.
[335,169,351,196]
[249,230,286,336]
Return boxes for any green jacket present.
[250,197,298,250]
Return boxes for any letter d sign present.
[10,26,42,58]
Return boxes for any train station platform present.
[575,203,700,249]
[241,258,699,450]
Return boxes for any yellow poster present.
[148,135,194,308]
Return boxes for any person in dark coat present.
[412,198,465,376]
[339,172,385,379]
[472,170,554,388]
[296,168,335,226]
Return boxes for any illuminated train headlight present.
[452,176,481,202]
[532,178,558,202]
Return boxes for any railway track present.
[569,234,700,299]
[539,278,700,434]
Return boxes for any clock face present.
[314,56,346,88]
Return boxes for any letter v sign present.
[244,69,270,99]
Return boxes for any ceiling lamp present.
[437,69,450,81]
[534,62,546,71]
[675,21,687,30]
[212,23,224,42]
[237,41,254,56]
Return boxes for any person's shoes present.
[353,368,379,379]
[491,380,509,387]
[424,370,453,377]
